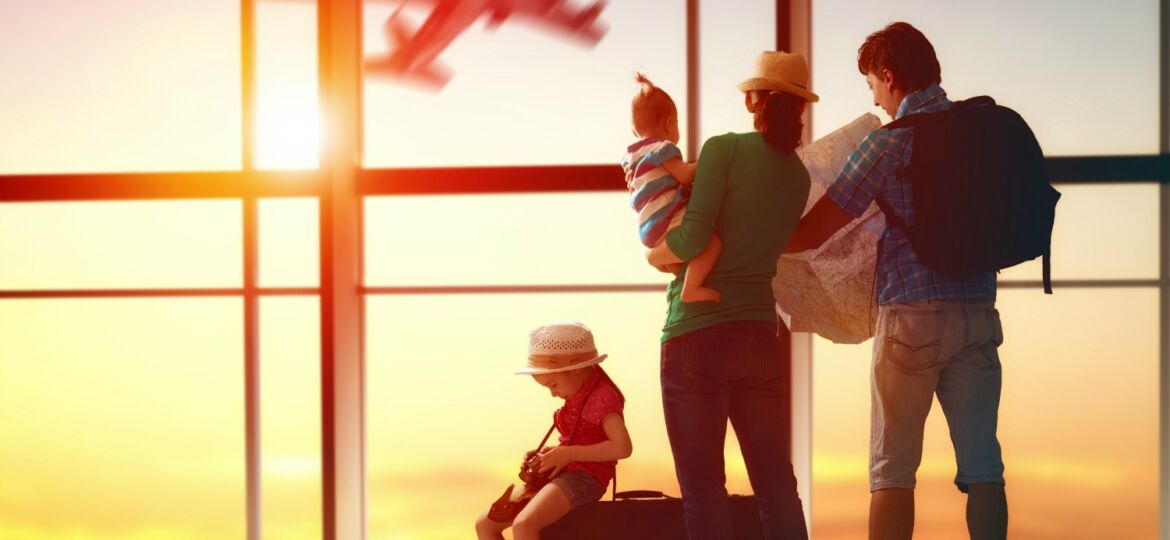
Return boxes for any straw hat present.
[515,321,608,375]
[737,51,819,102]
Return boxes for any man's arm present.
[787,129,896,253]
[784,195,855,253]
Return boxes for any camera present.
[519,453,551,486]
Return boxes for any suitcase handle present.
[613,490,678,500]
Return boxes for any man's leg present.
[870,488,914,540]
[966,483,1007,540]
[869,302,953,540]
[936,304,1006,540]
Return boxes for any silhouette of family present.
[478,20,1058,540]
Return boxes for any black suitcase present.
[541,490,763,539]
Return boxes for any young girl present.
[623,71,723,303]
[475,321,632,540]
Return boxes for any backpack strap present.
[1043,246,1053,295]
[957,95,996,109]
[611,467,617,500]
[874,194,912,237]
[882,113,921,131]
[881,95,996,131]
[614,490,677,500]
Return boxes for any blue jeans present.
[661,320,809,540]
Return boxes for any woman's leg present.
[661,325,734,540]
[727,321,808,540]
[511,482,574,540]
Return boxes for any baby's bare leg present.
[680,233,722,303]
[646,240,683,274]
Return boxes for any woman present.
[648,50,815,540]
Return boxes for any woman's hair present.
[751,90,805,155]
[856,21,941,93]
[631,71,678,136]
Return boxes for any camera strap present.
[536,369,604,451]
[534,369,611,493]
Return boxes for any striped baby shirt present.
[622,138,686,247]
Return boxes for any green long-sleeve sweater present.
[661,131,811,342]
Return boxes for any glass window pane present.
[361,1,687,167]
[259,198,319,288]
[366,293,757,538]
[0,0,242,174]
[364,193,663,286]
[811,288,1160,539]
[261,296,321,540]
[810,1,1160,156]
[256,0,319,170]
[699,0,775,144]
[0,201,242,290]
[0,199,239,291]
[0,298,244,539]
[998,184,1160,282]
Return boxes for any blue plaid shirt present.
[826,84,996,305]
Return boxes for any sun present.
[255,88,320,170]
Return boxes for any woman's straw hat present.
[515,321,608,375]
[737,51,820,102]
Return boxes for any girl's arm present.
[660,157,696,184]
[537,413,632,474]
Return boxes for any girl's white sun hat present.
[515,321,608,375]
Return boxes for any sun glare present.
[255,90,319,170]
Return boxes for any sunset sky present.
[0,1,1166,539]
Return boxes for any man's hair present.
[857,22,941,92]
[631,71,677,136]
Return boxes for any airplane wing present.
[508,0,607,45]
[364,0,492,90]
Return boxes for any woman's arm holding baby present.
[649,136,729,269]
[537,413,632,475]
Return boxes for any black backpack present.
[875,96,1061,293]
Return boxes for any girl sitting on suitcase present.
[476,321,633,540]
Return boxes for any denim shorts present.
[550,470,605,509]
[870,299,1006,493]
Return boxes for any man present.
[785,22,1007,540]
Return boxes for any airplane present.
[362,0,608,90]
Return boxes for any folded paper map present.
[773,113,884,344]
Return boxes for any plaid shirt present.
[826,84,996,305]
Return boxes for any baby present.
[622,72,722,303]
